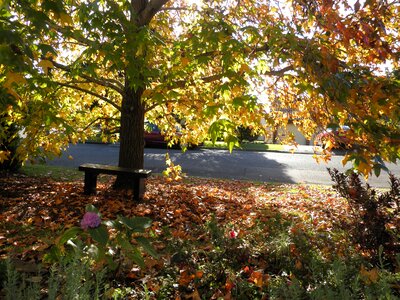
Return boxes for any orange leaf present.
[295,260,302,270]
[249,271,264,287]
[360,265,379,284]
[195,270,204,278]
[179,270,195,287]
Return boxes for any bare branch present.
[159,6,191,11]
[50,60,125,94]
[57,82,122,111]
[263,65,294,76]
[84,116,120,130]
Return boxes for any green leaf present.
[116,233,134,251]
[58,226,82,245]
[38,43,57,56]
[373,165,381,177]
[226,135,239,153]
[118,216,152,232]
[105,255,118,271]
[232,97,245,108]
[136,236,159,259]
[88,225,109,246]
[85,204,99,213]
[125,247,145,268]
[42,245,63,263]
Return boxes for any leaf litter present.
[0,172,353,297]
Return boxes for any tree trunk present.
[114,84,145,189]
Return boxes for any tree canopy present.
[1,0,399,177]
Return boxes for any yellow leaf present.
[239,63,251,74]
[0,150,10,163]
[59,12,73,26]
[181,57,190,67]
[37,60,54,75]
[136,45,144,56]
[231,86,241,94]
[142,89,152,98]
[342,154,351,166]
[4,71,27,87]
[358,161,372,178]
[324,140,333,150]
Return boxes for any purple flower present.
[81,212,101,230]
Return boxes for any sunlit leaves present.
[1,0,399,175]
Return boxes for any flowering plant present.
[81,212,101,230]
[229,230,239,239]
[45,204,158,270]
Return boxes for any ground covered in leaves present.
[0,173,347,259]
[0,173,398,299]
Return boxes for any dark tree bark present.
[114,0,168,190]
[114,83,145,188]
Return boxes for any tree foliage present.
[0,0,399,175]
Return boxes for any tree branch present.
[50,60,125,94]
[263,65,294,76]
[46,21,95,46]
[159,6,191,12]
[57,82,122,111]
[84,116,120,130]
[146,66,293,112]
[138,0,170,25]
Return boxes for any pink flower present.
[229,230,238,239]
[81,212,101,230]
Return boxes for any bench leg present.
[133,178,146,201]
[83,172,98,195]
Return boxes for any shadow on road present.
[145,148,295,184]
[46,144,295,184]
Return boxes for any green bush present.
[236,126,259,142]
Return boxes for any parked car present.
[315,125,352,149]
[144,122,168,147]
[144,122,201,149]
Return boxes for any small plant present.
[1,256,108,299]
[163,153,185,181]
[45,204,158,271]
[328,168,400,262]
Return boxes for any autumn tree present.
[1,0,399,180]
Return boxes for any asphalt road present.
[46,143,400,188]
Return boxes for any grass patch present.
[21,164,81,181]
[202,140,285,151]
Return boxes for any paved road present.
[46,143,399,188]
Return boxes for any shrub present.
[236,126,259,142]
[328,168,400,263]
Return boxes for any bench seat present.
[78,163,152,201]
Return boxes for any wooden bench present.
[78,163,152,201]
